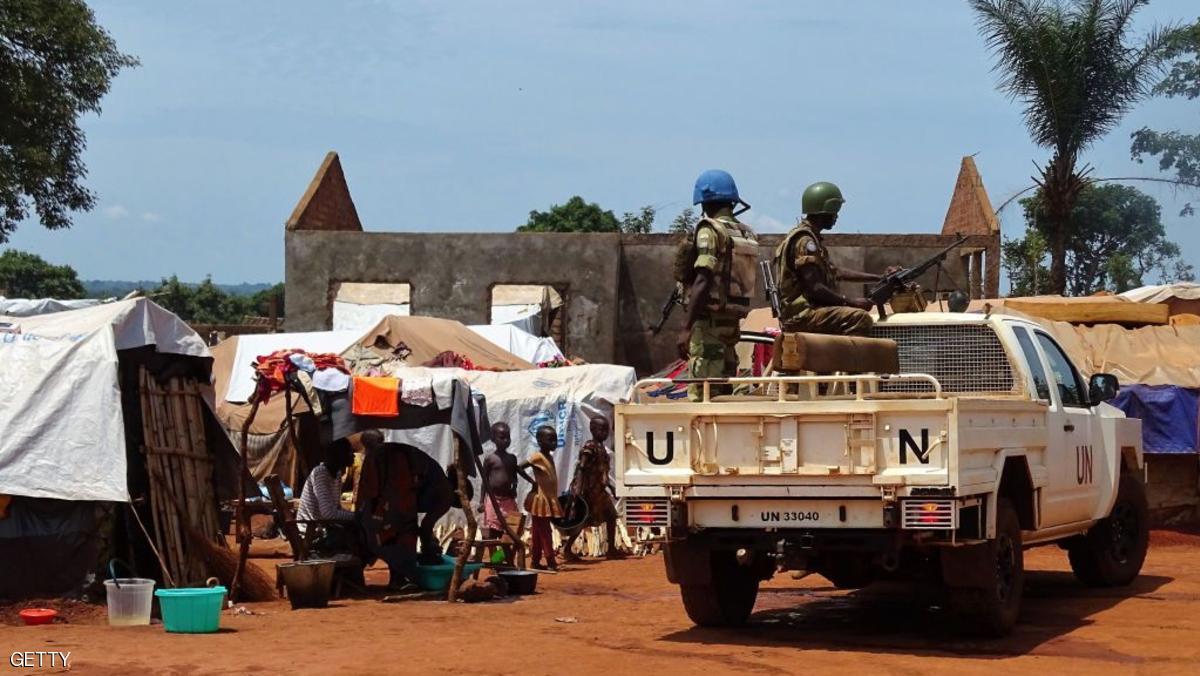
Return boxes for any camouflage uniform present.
[688,210,758,400]
[774,219,873,335]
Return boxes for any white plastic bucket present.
[104,578,155,626]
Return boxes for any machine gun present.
[651,283,684,335]
[760,259,782,318]
[866,234,968,320]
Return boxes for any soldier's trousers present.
[687,316,739,401]
[782,306,874,336]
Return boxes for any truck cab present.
[617,313,1147,636]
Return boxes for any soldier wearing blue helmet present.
[677,170,759,401]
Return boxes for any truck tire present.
[1068,474,1149,587]
[948,498,1024,637]
[679,550,759,627]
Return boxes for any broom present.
[149,467,277,601]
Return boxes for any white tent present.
[0,299,209,502]
[0,297,107,317]
[469,324,564,364]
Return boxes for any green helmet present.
[801,181,845,215]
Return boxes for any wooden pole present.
[447,439,477,602]
[230,388,261,603]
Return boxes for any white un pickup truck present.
[617,312,1148,636]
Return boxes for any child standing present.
[519,425,563,570]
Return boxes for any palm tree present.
[971,0,1168,294]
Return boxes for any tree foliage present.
[1003,184,1193,296]
[518,196,657,233]
[0,0,138,242]
[518,196,621,233]
[1131,17,1200,215]
[669,207,698,235]
[0,249,85,298]
[972,0,1168,294]
[619,205,656,234]
[148,277,283,324]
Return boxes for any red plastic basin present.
[19,608,58,626]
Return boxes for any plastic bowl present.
[155,586,227,633]
[411,555,483,592]
[19,608,57,626]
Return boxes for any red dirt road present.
[6,531,1200,675]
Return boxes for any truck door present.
[1034,331,1100,526]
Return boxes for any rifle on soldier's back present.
[760,259,782,318]
[651,284,684,335]
[867,234,968,320]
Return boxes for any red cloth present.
[529,516,556,565]
[252,349,348,402]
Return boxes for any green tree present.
[619,205,656,234]
[0,0,138,242]
[972,0,1168,294]
[517,196,621,233]
[1131,17,1200,215]
[0,249,85,298]
[669,207,698,235]
[149,275,256,324]
[248,282,284,317]
[1003,184,1193,296]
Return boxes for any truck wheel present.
[1068,474,1149,587]
[679,550,759,627]
[948,498,1024,637]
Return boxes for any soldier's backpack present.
[671,218,725,287]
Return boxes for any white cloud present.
[141,212,162,223]
[102,205,130,220]
[745,212,791,233]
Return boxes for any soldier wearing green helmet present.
[772,181,895,335]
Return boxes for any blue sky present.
[6,0,1196,289]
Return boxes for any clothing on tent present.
[351,376,401,417]
[312,367,350,392]
[295,371,322,416]
[1110,385,1200,454]
[254,350,349,402]
[401,378,434,408]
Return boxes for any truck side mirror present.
[1088,373,1119,406]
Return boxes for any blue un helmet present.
[692,169,749,210]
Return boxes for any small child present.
[519,425,563,570]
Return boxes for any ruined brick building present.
[285,153,1001,373]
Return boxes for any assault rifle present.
[760,259,782,318]
[651,283,684,335]
[866,234,968,320]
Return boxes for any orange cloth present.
[351,376,400,416]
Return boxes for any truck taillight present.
[901,499,956,529]
[624,497,669,527]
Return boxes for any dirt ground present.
[5,530,1200,675]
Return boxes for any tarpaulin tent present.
[208,316,635,498]
[0,299,208,502]
[469,324,564,364]
[1111,385,1200,454]
[0,299,238,598]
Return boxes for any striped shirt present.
[296,464,354,529]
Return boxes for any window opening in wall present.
[331,282,411,332]
[489,284,566,355]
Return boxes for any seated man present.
[296,438,355,549]
[399,443,459,566]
